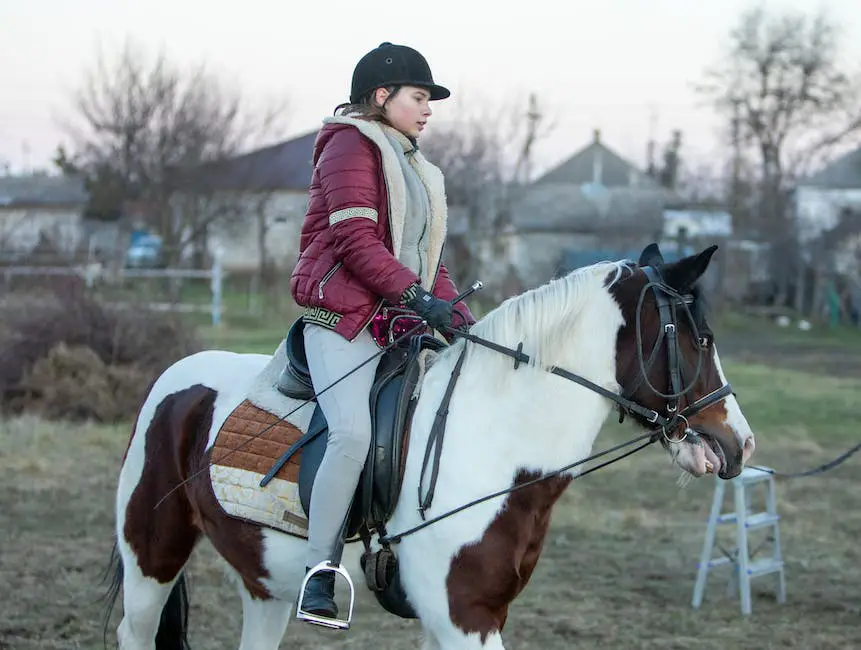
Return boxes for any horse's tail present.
[101,542,123,650]
[100,541,192,650]
[155,572,191,650]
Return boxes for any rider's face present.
[375,86,432,139]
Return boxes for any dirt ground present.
[2,329,860,649]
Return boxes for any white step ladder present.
[691,466,786,615]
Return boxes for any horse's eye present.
[698,336,711,348]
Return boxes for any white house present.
[794,145,861,277]
[0,174,88,260]
[183,130,318,273]
[662,208,733,241]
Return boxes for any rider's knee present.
[329,425,372,463]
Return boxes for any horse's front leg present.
[416,561,515,650]
[431,626,507,649]
[420,631,441,650]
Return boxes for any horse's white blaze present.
[670,343,756,477]
[712,344,756,461]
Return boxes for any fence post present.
[211,251,223,327]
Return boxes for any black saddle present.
[270,318,446,616]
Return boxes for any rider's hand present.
[450,307,474,332]
[402,284,453,330]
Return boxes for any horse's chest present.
[443,471,572,639]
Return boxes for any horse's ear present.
[663,245,719,291]
[638,242,664,268]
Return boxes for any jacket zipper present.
[357,298,385,344]
[318,262,342,300]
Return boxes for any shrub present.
[0,279,201,422]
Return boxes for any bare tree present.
[420,93,554,289]
[59,39,287,266]
[697,6,861,302]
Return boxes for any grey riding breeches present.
[302,323,381,568]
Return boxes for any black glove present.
[403,284,453,330]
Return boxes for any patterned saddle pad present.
[209,400,312,537]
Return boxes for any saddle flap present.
[365,334,446,525]
[286,333,446,540]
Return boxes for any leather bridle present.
[619,265,734,443]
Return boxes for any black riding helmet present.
[350,42,450,104]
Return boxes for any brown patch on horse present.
[210,399,305,482]
[446,470,572,641]
[606,268,740,466]
[605,268,669,417]
[606,268,718,417]
[124,386,274,599]
[123,385,215,584]
[120,376,159,466]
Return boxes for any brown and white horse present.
[104,245,755,649]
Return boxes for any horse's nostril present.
[742,435,755,461]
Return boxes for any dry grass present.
[1,352,860,649]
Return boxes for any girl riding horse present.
[288,41,475,622]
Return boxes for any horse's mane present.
[465,259,634,372]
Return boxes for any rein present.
[383,429,660,544]
[153,319,430,510]
[749,441,861,479]
[384,269,733,544]
[152,282,485,510]
[448,328,730,430]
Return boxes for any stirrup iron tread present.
[296,561,355,630]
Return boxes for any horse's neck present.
[418,298,623,479]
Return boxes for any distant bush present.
[0,279,201,422]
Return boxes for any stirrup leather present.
[296,561,355,630]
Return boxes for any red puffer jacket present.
[290,117,475,341]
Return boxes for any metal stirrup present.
[296,560,356,630]
[297,498,355,628]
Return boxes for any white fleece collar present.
[322,115,448,289]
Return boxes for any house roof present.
[510,182,666,235]
[0,174,88,207]
[535,130,660,189]
[798,145,861,190]
[193,130,319,192]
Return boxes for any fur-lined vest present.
[290,115,475,341]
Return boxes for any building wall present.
[495,232,600,288]
[203,190,309,272]
[0,206,83,256]
[795,187,861,243]
[795,187,861,277]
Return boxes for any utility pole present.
[646,105,658,179]
[729,97,743,228]
[513,93,543,186]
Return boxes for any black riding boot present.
[301,568,338,619]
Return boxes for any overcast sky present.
[2,0,859,177]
